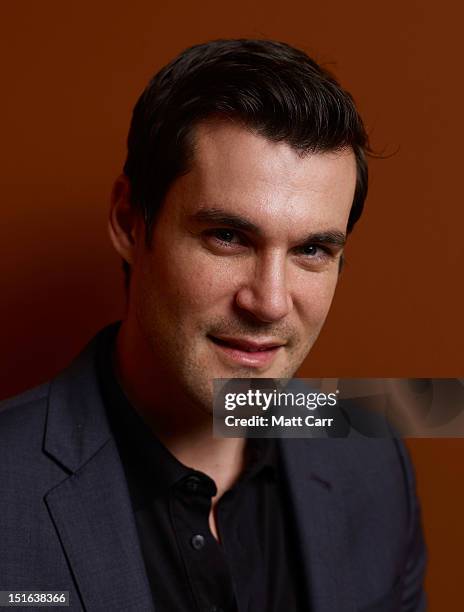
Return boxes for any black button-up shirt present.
[96,326,308,611]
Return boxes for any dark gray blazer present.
[0,333,426,611]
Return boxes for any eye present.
[301,244,320,256]
[299,244,328,258]
[205,228,246,249]
[212,229,239,244]
[293,243,335,268]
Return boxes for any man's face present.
[128,121,357,410]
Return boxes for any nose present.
[234,251,293,323]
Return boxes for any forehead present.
[171,120,357,233]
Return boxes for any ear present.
[108,174,140,264]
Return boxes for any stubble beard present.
[171,331,315,416]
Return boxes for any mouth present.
[207,335,285,369]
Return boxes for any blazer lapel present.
[45,439,154,612]
[278,438,356,612]
[43,333,154,612]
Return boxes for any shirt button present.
[191,534,205,550]
[185,475,201,492]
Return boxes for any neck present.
[113,319,247,495]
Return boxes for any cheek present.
[294,271,339,328]
[144,246,236,319]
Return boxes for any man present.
[0,40,426,611]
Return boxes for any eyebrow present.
[190,207,347,248]
[190,208,262,234]
[299,230,346,248]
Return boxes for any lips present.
[209,335,284,351]
[208,335,285,368]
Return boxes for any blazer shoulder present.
[0,382,50,445]
[0,381,51,424]
[0,381,50,411]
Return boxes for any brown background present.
[1,1,463,608]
